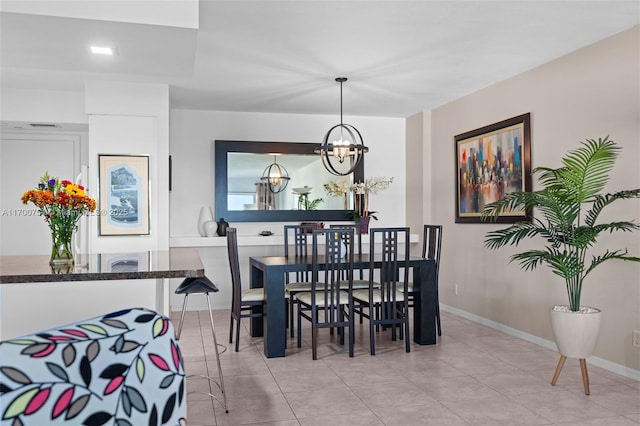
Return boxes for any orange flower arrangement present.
[22,172,96,266]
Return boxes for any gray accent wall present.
[419,26,639,372]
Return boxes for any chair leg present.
[369,318,376,356]
[436,289,442,336]
[205,294,228,413]
[289,293,295,338]
[348,306,355,357]
[297,302,303,348]
[579,358,590,395]
[551,355,567,386]
[175,294,189,340]
[228,314,234,345]
[311,327,318,360]
[404,317,411,353]
[234,314,241,352]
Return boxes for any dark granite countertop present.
[0,248,205,283]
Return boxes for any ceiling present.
[1,1,638,118]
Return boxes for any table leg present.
[413,260,437,345]
[251,264,286,358]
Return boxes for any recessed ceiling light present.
[90,46,116,55]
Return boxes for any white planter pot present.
[550,305,601,359]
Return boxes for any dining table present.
[249,254,437,358]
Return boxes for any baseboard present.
[440,303,640,382]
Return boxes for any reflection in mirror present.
[227,152,353,211]
[215,140,364,222]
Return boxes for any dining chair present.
[284,224,316,337]
[329,224,380,324]
[400,224,443,336]
[328,224,367,287]
[296,227,356,359]
[174,276,228,412]
[352,227,411,355]
[226,227,266,352]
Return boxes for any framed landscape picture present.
[98,154,150,235]
[455,113,532,224]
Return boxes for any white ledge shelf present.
[171,235,283,247]
[170,234,419,248]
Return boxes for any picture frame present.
[98,154,150,235]
[455,113,532,224]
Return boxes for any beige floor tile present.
[414,375,503,401]
[298,410,384,425]
[176,309,639,426]
[272,366,343,393]
[555,416,640,425]
[511,389,619,423]
[285,386,368,418]
[216,394,297,426]
[349,380,438,408]
[442,396,553,425]
[474,371,561,396]
[569,384,640,415]
[374,402,469,425]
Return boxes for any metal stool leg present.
[206,293,228,412]
[175,294,189,340]
[175,293,228,413]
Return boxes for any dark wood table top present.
[0,248,205,284]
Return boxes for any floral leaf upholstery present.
[0,308,186,425]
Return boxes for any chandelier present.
[315,77,368,176]
[260,155,290,193]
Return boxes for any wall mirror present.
[214,140,364,222]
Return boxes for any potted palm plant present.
[481,137,640,394]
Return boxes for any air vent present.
[29,123,60,128]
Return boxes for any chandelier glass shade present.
[315,77,368,176]
[260,155,290,193]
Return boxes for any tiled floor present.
[170,309,640,426]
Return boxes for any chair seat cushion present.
[285,282,312,292]
[352,288,406,304]
[332,279,379,290]
[352,279,375,289]
[296,290,350,307]
[242,288,266,302]
[398,282,415,293]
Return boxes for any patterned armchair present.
[0,308,186,425]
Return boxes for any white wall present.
[169,109,406,237]
[426,26,640,371]
[86,80,170,252]
[0,88,86,124]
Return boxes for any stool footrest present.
[186,374,229,413]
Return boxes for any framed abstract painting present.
[455,113,532,224]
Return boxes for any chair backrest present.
[226,227,242,316]
[422,224,443,278]
[284,224,315,283]
[310,228,355,323]
[329,224,364,279]
[369,227,410,313]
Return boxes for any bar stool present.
[174,276,228,413]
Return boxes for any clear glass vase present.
[50,228,74,267]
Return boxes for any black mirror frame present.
[214,140,364,222]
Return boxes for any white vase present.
[550,305,602,359]
[197,206,213,237]
[203,220,217,237]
